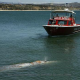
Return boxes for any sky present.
[0,0,80,4]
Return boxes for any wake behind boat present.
[43,8,80,36]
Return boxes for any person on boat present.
[70,14,72,18]
[56,14,59,17]
[52,16,56,24]
[53,16,54,19]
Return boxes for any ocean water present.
[0,11,80,80]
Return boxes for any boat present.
[43,8,80,36]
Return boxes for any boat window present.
[68,21,72,25]
[49,20,56,25]
[49,20,53,24]
[54,13,70,17]
[58,21,67,25]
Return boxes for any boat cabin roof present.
[52,9,76,14]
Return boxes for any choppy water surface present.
[0,11,80,80]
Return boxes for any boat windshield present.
[58,20,67,25]
[51,12,73,18]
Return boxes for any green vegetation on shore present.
[0,2,80,10]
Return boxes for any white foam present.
[0,60,58,72]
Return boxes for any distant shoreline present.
[0,10,52,11]
[0,10,80,11]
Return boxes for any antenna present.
[65,3,69,8]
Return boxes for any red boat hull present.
[43,26,80,36]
